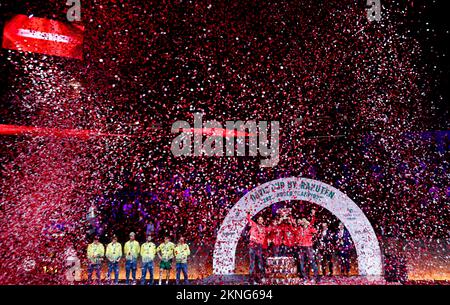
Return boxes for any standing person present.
[282,215,299,272]
[273,208,292,257]
[87,236,104,285]
[268,218,282,257]
[105,235,122,284]
[336,222,352,276]
[296,210,320,282]
[157,235,175,285]
[246,213,268,284]
[140,235,157,285]
[124,232,140,284]
[317,223,335,276]
[174,236,191,284]
[281,215,297,256]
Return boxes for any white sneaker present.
[166,280,169,285]
[158,280,162,285]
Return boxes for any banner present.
[2,14,84,59]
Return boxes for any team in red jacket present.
[246,209,321,282]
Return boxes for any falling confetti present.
[0,0,448,284]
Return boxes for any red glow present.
[0,124,127,139]
[0,125,254,139]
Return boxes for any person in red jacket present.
[279,216,297,256]
[268,207,294,257]
[296,209,320,282]
[247,213,268,283]
[267,218,282,256]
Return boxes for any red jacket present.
[279,223,297,247]
[248,215,268,248]
[297,226,317,247]
[267,225,283,246]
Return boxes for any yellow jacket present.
[140,242,157,262]
[87,242,105,264]
[156,242,175,261]
[106,242,122,262]
[124,240,140,260]
[174,243,191,263]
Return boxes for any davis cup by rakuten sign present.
[214,177,383,277]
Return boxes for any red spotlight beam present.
[0,124,131,139]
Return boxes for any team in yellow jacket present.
[86,233,190,285]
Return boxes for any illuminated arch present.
[213,177,383,276]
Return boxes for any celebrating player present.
[247,212,268,283]
[296,209,320,282]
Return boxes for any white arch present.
[213,177,383,276]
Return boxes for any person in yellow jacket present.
[140,235,157,285]
[105,235,122,284]
[124,232,140,284]
[157,235,175,285]
[87,235,105,284]
[174,236,191,284]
